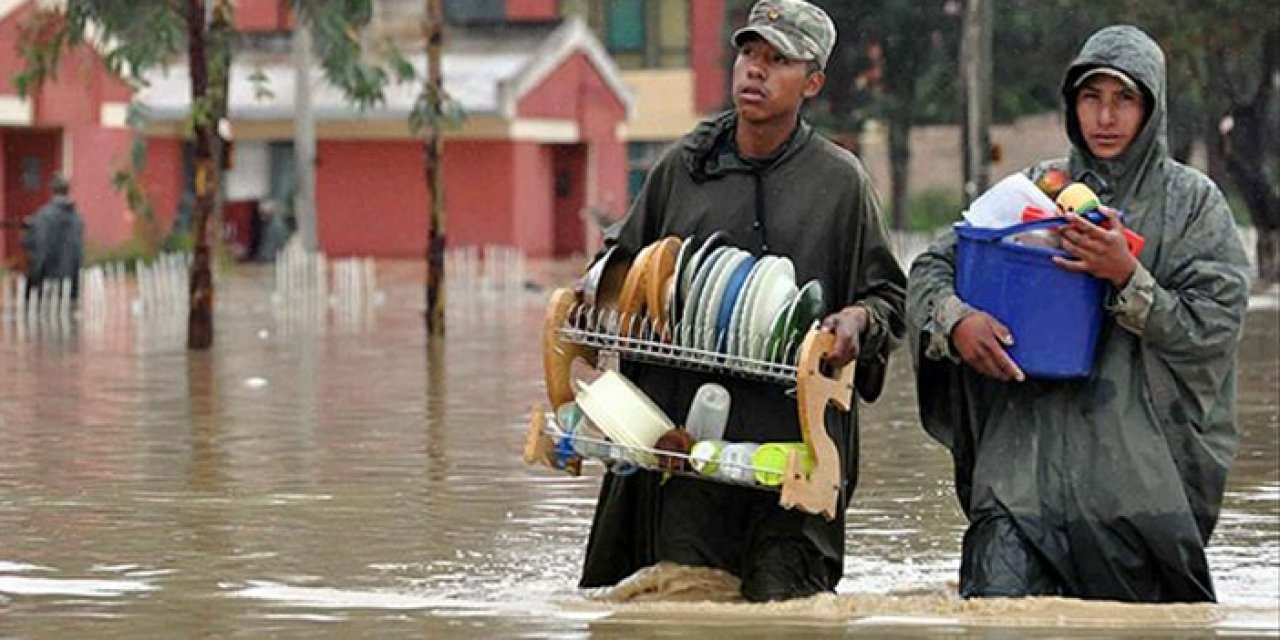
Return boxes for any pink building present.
[0,0,137,266]
[0,0,730,261]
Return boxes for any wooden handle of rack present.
[779,328,855,520]
[543,288,598,408]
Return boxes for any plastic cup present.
[689,440,727,476]
[752,443,814,486]
[717,443,759,483]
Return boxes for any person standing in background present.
[22,174,85,301]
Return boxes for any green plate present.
[767,279,825,363]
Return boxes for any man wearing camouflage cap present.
[580,0,905,601]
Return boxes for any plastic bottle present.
[685,383,730,442]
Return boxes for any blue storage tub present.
[954,217,1106,379]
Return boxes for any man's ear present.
[803,70,826,99]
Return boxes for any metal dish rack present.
[558,301,805,386]
[528,408,789,492]
[524,287,853,520]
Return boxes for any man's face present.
[1075,75,1146,160]
[732,36,823,125]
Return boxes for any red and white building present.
[0,0,730,261]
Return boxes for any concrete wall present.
[857,112,1072,203]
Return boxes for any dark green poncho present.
[907,26,1250,602]
[581,111,906,601]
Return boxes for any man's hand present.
[819,305,869,368]
[1053,206,1137,287]
[951,312,1025,382]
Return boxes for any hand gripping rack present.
[524,288,854,520]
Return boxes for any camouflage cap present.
[731,0,837,70]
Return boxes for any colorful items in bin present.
[1055,183,1100,215]
[685,383,731,442]
[1034,167,1071,199]
[1015,182,1145,257]
[963,173,1058,229]
[752,443,814,486]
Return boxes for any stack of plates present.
[588,234,828,365]
[666,236,825,363]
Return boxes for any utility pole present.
[423,0,446,335]
[959,0,992,204]
[294,13,318,252]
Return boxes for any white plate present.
[727,256,773,356]
[691,248,740,350]
[699,250,749,351]
[746,258,797,360]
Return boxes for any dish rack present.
[523,288,854,520]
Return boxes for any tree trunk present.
[887,116,911,230]
[1219,28,1279,286]
[1258,227,1280,287]
[424,0,446,334]
[186,0,216,349]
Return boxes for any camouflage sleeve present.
[923,294,975,362]
[1107,262,1155,334]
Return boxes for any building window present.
[627,142,668,202]
[606,0,645,54]
[560,0,688,69]
[444,0,505,25]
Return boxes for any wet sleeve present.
[1137,187,1250,363]
[847,175,906,403]
[1106,262,1155,334]
[23,212,48,275]
[905,229,975,362]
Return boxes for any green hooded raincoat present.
[906,26,1250,602]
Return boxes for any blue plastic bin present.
[954,217,1106,379]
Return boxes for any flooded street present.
[0,261,1276,638]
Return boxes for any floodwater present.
[0,261,1276,639]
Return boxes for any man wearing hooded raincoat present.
[22,175,85,301]
[579,0,906,602]
[907,25,1250,602]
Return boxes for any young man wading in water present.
[908,25,1249,602]
[578,0,906,602]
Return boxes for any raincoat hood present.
[680,111,813,182]
[1062,25,1167,206]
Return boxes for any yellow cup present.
[752,443,813,486]
[689,440,726,476]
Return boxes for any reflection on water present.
[0,262,1275,638]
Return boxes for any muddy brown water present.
[0,261,1275,638]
